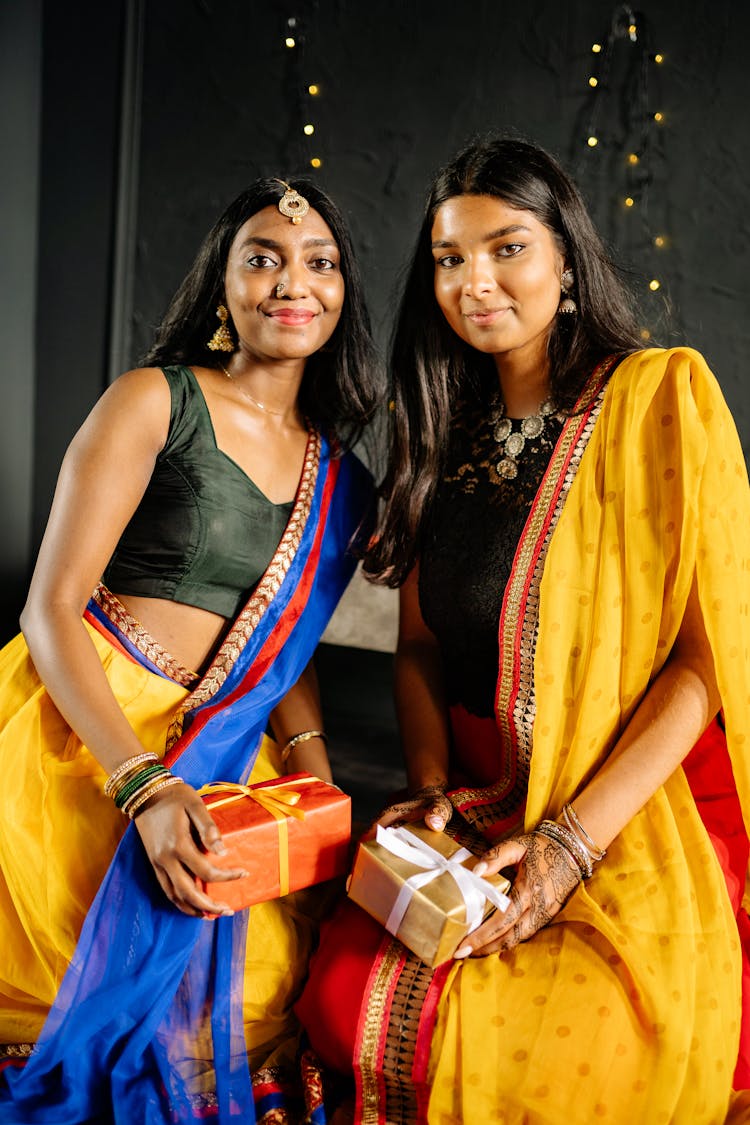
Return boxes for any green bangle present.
[113,764,169,809]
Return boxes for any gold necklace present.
[218,362,286,417]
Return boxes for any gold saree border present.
[91,585,200,688]
[355,938,407,1124]
[451,359,615,828]
[165,429,321,748]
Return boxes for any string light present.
[280,13,324,173]
[576,5,671,323]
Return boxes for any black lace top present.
[418,397,564,718]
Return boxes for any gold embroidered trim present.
[454,361,613,831]
[166,429,321,748]
[0,1042,34,1061]
[380,953,435,1124]
[357,939,405,1124]
[92,585,199,688]
[509,383,608,773]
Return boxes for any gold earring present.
[206,304,236,351]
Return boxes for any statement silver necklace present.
[492,398,557,479]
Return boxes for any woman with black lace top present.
[297,136,750,1124]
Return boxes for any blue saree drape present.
[0,432,371,1123]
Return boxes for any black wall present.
[2,0,749,642]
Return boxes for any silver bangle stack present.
[535,804,607,880]
[535,820,593,880]
[562,803,607,864]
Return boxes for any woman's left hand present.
[454,831,580,958]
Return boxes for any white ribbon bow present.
[375,824,511,936]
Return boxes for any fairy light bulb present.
[653,111,664,123]
[649,279,661,291]
[589,76,598,87]
[628,22,637,40]
[654,235,666,248]
[628,153,639,165]
[308,84,320,95]
[654,53,664,64]
[310,157,322,169]
[303,123,315,135]
[587,135,598,147]
[624,197,635,208]
[640,328,652,340]
[592,42,602,53]
[285,36,295,47]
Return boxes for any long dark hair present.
[143,177,380,451]
[364,136,643,585]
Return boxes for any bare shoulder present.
[76,366,173,453]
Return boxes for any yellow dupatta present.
[427,348,750,1124]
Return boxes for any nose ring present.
[275,282,286,298]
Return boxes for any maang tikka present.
[275,179,310,224]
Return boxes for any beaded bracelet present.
[281,729,327,764]
[535,819,594,880]
[562,803,607,863]
[104,752,159,798]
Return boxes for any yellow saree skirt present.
[0,623,322,1072]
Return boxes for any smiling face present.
[431,194,565,375]
[223,204,345,364]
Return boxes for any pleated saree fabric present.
[300,349,750,1124]
[0,431,372,1123]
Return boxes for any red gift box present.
[197,772,351,911]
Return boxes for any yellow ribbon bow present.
[198,780,308,897]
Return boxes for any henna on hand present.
[377,784,453,831]
[523,831,580,931]
[454,831,580,958]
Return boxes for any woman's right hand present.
[133,782,248,917]
[377,784,453,833]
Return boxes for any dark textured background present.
[2,0,749,814]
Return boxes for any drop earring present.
[558,268,577,315]
[206,304,235,352]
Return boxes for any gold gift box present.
[347,823,511,968]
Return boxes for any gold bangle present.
[281,729,327,764]
[123,774,183,819]
[104,752,159,798]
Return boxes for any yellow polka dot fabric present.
[427,350,750,1123]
